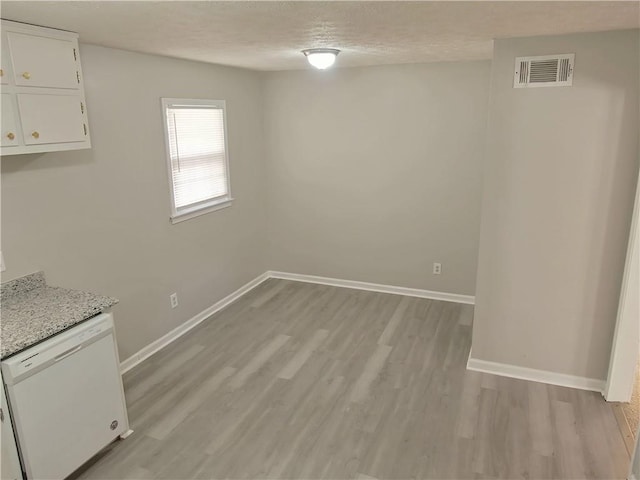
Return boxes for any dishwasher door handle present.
[53,345,83,362]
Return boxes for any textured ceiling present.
[2,1,639,71]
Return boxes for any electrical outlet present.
[433,263,442,275]
[170,293,179,309]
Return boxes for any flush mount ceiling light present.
[302,48,340,70]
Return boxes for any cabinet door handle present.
[22,72,31,79]
[31,131,39,139]
[7,132,15,140]
[0,69,4,77]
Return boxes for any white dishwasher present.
[2,312,131,480]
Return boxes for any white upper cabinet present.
[0,94,20,147]
[0,40,10,85]
[8,33,79,89]
[18,94,85,145]
[0,20,91,156]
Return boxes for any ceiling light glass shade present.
[302,48,340,69]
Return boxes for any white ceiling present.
[2,1,639,71]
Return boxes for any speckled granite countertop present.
[1,272,118,359]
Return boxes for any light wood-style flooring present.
[75,279,629,479]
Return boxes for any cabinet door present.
[0,35,10,85]
[1,373,23,480]
[0,94,20,147]
[8,32,79,89]
[0,51,9,85]
[17,93,85,145]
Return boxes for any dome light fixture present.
[302,48,340,70]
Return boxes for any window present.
[161,98,232,223]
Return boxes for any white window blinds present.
[162,99,232,222]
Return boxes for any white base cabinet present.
[1,372,22,480]
[0,20,91,156]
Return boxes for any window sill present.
[170,198,233,224]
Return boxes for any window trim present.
[161,98,233,224]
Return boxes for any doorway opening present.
[613,358,640,456]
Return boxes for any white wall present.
[472,30,640,381]
[264,61,491,295]
[605,165,640,401]
[1,45,267,360]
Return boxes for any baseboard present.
[267,271,475,305]
[466,356,605,393]
[120,272,270,373]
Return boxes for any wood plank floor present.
[74,279,630,479]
